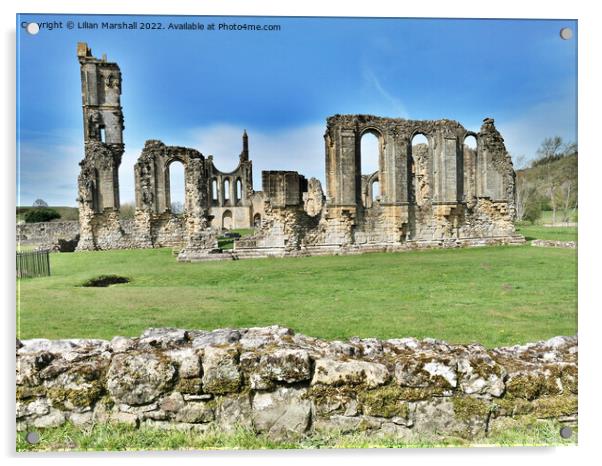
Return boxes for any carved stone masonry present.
[73,44,522,258]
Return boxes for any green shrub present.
[522,203,542,225]
[24,208,61,223]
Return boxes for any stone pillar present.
[178,156,217,259]
[75,43,125,250]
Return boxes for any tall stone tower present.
[76,42,125,250]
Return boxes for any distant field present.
[17,241,577,347]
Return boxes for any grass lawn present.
[217,228,255,250]
[516,224,577,242]
[16,241,577,347]
[536,209,577,225]
[16,418,576,451]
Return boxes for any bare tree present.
[515,174,535,221]
[558,146,578,224]
[535,137,565,225]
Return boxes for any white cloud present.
[26,103,571,207]
[185,123,327,191]
[362,67,409,118]
[116,123,328,203]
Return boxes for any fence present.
[16,249,50,278]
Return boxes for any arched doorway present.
[222,210,233,230]
[409,133,429,205]
[360,130,382,207]
[168,159,185,214]
[463,134,478,203]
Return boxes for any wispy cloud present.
[362,67,408,118]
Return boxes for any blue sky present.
[17,14,577,206]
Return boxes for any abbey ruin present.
[74,43,523,261]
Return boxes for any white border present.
[2,1,599,465]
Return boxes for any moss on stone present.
[306,384,356,403]
[466,357,505,380]
[492,397,533,416]
[358,385,409,418]
[16,385,46,400]
[72,362,107,381]
[560,365,578,394]
[175,377,202,395]
[505,374,546,400]
[397,386,446,401]
[47,381,104,409]
[98,394,115,410]
[452,396,492,421]
[203,377,241,395]
[531,395,577,418]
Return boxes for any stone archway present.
[222,210,233,230]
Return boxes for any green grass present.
[217,228,255,250]
[516,224,577,242]
[15,419,576,452]
[16,243,577,347]
[536,210,577,225]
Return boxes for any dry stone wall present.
[16,326,577,440]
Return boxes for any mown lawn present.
[516,224,577,242]
[16,241,577,347]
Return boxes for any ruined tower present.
[76,42,125,250]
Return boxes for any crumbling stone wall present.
[16,326,577,440]
[229,114,523,260]
[17,221,80,252]
[134,140,216,254]
[75,44,262,253]
[74,43,521,259]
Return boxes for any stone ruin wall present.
[230,115,522,260]
[17,326,577,440]
[17,221,80,252]
[73,44,264,256]
[71,43,521,259]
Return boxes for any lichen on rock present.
[15,326,578,440]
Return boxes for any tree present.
[535,137,568,225]
[522,200,542,224]
[32,198,48,207]
[514,155,532,222]
[120,202,136,219]
[515,172,536,222]
[24,208,60,223]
